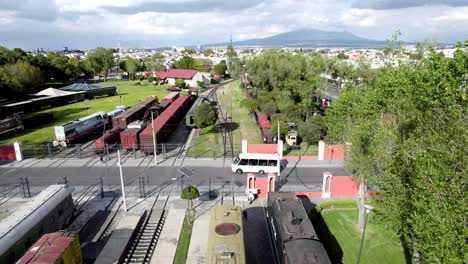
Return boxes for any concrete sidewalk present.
[151,208,186,264]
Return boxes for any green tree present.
[0,61,44,96]
[175,78,186,88]
[337,52,347,60]
[202,48,214,57]
[0,47,15,65]
[144,53,166,71]
[174,56,197,70]
[195,103,217,128]
[122,58,138,79]
[65,57,82,81]
[326,47,467,263]
[181,48,196,55]
[84,47,115,79]
[297,116,325,144]
[213,60,228,75]
[195,58,212,72]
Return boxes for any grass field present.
[322,209,406,264]
[187,80,262,158]
[173,210,195,264]
[0,81,170,145]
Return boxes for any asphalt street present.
[0,164,349,192]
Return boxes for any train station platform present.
[94,213,144,264]
[150,209,186,264]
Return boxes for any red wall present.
[0,145,16,160]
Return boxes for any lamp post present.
[151,111,157,166]
[356,204,374,264]
[117,150,127,212]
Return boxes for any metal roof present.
[60,83,116,91]
[0,185,73,256]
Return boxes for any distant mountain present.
[207,29,387,48]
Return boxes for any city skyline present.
[0,0,467,50]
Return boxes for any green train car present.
[206,205,246,264]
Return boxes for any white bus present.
[231,153,281,174]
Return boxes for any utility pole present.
[117,150,127,212]
[151,111,157,166]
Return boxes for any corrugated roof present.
[16,232,75,264]
[165,69,198,79]
[60,83,115,91]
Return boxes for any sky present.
[0,0,467,50]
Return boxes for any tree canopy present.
[326,47,467,263]
[84,47,115,77]
[195,103,217,128]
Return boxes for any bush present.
[181,186,200,200]
[197,81,204,88]
[134,81,141,85]
[195,103,217,128]
[141,80,149,86]
[175,78,186,88]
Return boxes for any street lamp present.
[356,204,374,264]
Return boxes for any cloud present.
[103,0,264,14]
[351,0,468,10]
[0,0,59,21]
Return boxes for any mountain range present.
[207,29,388,48]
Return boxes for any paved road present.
[0,163,348,192]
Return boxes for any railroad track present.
[122,182,175,264]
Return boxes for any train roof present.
[16,231,76,264]
[268,192,319,241]
[0,185,73,255]
[284,239,331,264]
[140,95,189,136]
[187,96,207,115]
[207,205,246,264]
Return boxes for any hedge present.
[181,186,200,200]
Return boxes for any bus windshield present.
[233,156,240,164]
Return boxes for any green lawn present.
[322,209,406,264]
[0,81,170,145]
[284,142,318,156]
[173,210,195,264]
[187,80,262,158]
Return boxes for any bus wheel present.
[259,170,265,175]
[236,169,243,174]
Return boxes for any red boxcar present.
[112,97,158,129]
[139,95,192,153]
[162,92,179,103]
[120,127,144,150]
[258,113,272,129]
[17,231,82,264]
[95,127,123,152]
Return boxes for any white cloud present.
[0,0,467,49]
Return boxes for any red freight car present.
[112,97,158,129]
[139,95,192,154]
[162,92,179,103]
[258,113,272,129]
[95,127,123,152]
[120,127,145,150]
[17,231,82,264]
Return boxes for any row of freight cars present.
[95,92,194,153]
[206,193,331,264]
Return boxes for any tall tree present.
[326,47,467,263]
[84,47,115,79]
[0,61,44,96]
[174,56,197,70]
[122,58,138,79]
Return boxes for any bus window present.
[249,159,259,166]
[268,160,277,166]
[239,159,249,165]
[259,160,268,166]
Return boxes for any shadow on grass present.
[300,198,344,264]
[208,122,240,133]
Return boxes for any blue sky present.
[0,0,467,50]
